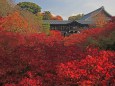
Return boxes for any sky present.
[15,0,115,20]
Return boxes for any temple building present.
[43,6,112,35]
[43,20,88,33]
[78,6,112,27]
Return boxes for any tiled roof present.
[43,20,72,24]
[77,20,93,24]
[80,6,104,21]
[79,6,112,22]
[43,20,89,25]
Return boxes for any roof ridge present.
[80,6,105,21]
[85,6,104,21]
[85,6,104,16]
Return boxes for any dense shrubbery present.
[0,21,114,85]
[0,0,115,86]
[57,48,115,85]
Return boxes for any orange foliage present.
[55,15,63,20]
[0,11,28,31]
[51,15,63,20]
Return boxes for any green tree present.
[42,11,52,20]
[42,23,50,35]
[68,14,84,21]
[17,2,41,14]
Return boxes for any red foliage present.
[64,22,115,46]
[57,48,115,85]
[0,17,115,85]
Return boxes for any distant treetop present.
[68,14,84,21]
[42,11,63,20]
[17,2,41,14]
